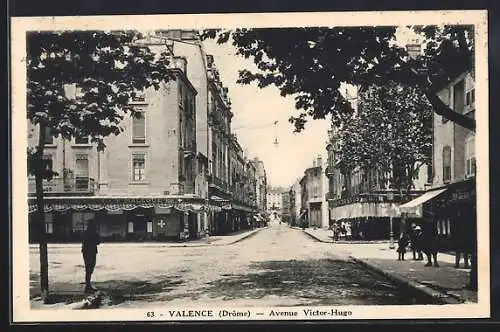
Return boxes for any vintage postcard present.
[11,10,489,322]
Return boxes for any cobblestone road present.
[30,222,431,308]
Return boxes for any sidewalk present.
[29,226,267,250]
[302,227,391,244]
[302,227,478,304]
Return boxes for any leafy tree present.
[201,25,474,132]
[336,82,432,197]
[27,30,174,301]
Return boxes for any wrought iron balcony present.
[209,175,229,191]
[28,177,96,195]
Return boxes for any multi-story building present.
[400,69,476,250]
[28,53,205,242]
[28,30,267,242]
[250,157,267,215]
[298,156,329,228]
[155,30,211,236]
[205,54,234,235]
[266,186,284,220]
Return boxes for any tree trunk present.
[36,123,49,302]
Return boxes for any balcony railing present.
[328,191,423,208]
[28,177,96,195]
[210,176,229,191]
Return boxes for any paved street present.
[30,222,432,309]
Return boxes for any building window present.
[43,127,54,145]
[426,164,433,184]
[72,212,95,232]
[465,135,476,178]
[75,154,89,191]
[43,154,53,173]
[132,108,146,144]
[147,221,153,233]
[442,146,451,183]
[453,79,465,113]
[466,88,475,107]
[127,221,134,233]
[75,135,89,145]
[132,154,146,181]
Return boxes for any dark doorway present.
[188,213,198,239]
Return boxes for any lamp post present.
[388,193,395,249]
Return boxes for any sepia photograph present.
[10,10,489,322]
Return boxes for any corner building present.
[28,48,211,242]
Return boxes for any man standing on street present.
[82,219,101,293]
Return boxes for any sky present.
[202,27,421,189]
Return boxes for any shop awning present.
[28,196,207,214]
[210,195,229,202]
[399,188,448,213]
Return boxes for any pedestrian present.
[409,224,424,260]
[397,232,409,261]
[82,219,101,293]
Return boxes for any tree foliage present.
[27,30,175,162]
[201,25,474,132]
[26,30,175,299]
[336,82,433,193]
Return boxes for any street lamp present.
[388,193,395,249]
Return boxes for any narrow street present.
[30,222,431,308]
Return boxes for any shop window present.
[442,146,451,183]
[147,221,153,233]
[72,212,95,232]
[465,135,476,178]
[127,221,134,233]
[45,213,53,234]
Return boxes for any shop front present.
[28,196,218,243]
[398,179,476,251]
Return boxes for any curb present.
[303,230,393,244]
[29,227,268,249]
[349,256,464,305]
[223,226,268,245]
[302,230,332,243]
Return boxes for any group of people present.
[330,221,352,241]
[396,223,440,267]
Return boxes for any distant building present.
[289,179,302,226]
[250,158,267,214]
[266,186,284,219]
[298,156,329,228]
[281,191,291,224]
